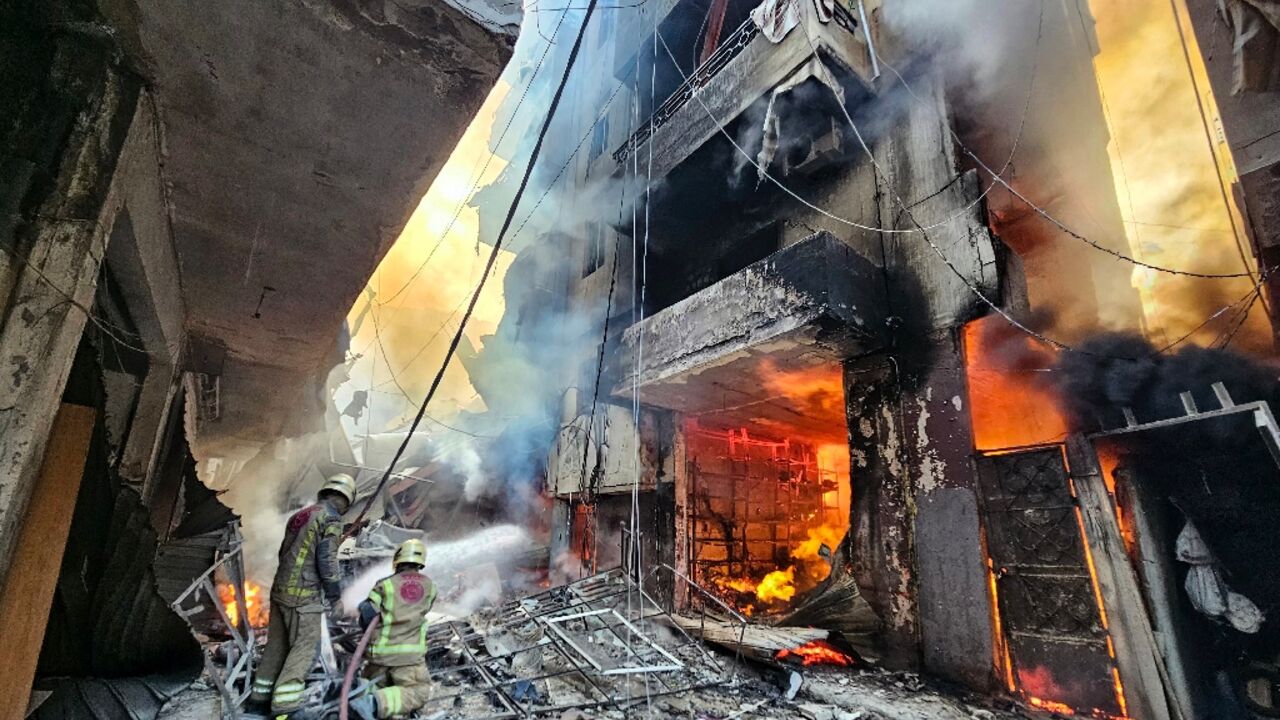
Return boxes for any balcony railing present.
[612,17,759,165]
[612,0,866,167]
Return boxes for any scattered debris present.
[414,569,731,718]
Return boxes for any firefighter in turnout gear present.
[349,538,437,720]
[250,473,355,715]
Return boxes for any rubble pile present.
[416,569,728,717]
[173,565,1042,719]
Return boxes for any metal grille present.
[413,569,730,718]
[976,448,1122,715]
[684,429,842,610]
[613,18,760,165]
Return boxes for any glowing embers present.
[218,579,269,629]
[775,639,857,667]
[686,423,850,617]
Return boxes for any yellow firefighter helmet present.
[393,538,427,569]
[319,473,357,504]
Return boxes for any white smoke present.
[879,0,1023,100]
[217,432,334,583]
[440,440,486,502]
[341,524,533,615]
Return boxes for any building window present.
[583,222,608,277]
[587,115,610,177]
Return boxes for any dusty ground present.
[156,679,221,720]
[157,663,1032,719]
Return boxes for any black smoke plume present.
[1053,334,1280,437]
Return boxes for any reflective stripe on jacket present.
[271,500,343,607]
[367,570,437,666]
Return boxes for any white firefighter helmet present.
[319,472,357,504]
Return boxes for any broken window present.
[582,222,608,277]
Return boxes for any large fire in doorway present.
[963,317,1129,717]
[686,422,850,617]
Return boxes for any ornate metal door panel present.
[976,449,1124,716]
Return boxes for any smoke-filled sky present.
[337,5,587,441]
[1089,0,1271,352]
[337,81,516,438]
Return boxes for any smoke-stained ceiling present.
[99,0,518,458]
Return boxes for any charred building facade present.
[1179,0,1280,344]
[507,0,1273,717]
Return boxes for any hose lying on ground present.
[339,617,380,720]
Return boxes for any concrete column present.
[0,47,139,591]
[844,358,917,667]
[0,404,95,718]
[905,333,997,690]
[844,332,994,681]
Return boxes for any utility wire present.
[803,27,1269,358]
[877,58,1249,280]
[1214,292,1262,350]
[1165,0,1269,313]
[794,25,1260,356]
[577,155,629,496]
[350,0,600,530]
[0,227,150,355]
[507,77,628,243]
[368,302,497,438]
[372,297,466,389]
[1150,265,1274,354]
[646,33,1249,279]
[656,28,1271,360]
[373,7,573,309]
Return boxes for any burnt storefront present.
[524,0,1280,716]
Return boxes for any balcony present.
[602,0,878,184]
[612,231,885,422]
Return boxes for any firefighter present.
[250,473,356,716]
[349,538,437,720]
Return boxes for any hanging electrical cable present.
[647,29,1248,280]
[875,58,1250,280]
[654,29,1269,360]
[347,0,601,531]
[373,6,574,309]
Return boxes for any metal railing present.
[171,524,256,718]
[612,0,868,166]
[613,16,760,165]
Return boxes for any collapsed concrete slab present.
[94,0,520,459]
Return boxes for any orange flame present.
[709,524,844,608]
[218,581,269,629]
[965,317,1130,718]
[756,567,797,603]
[963,316,1067,451]
[775,640,857,667]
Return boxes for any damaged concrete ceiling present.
[101,0,517,457]
[615,233,884,442]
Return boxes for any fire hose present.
[338,617,380,720]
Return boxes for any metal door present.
[976,448,1124,716]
